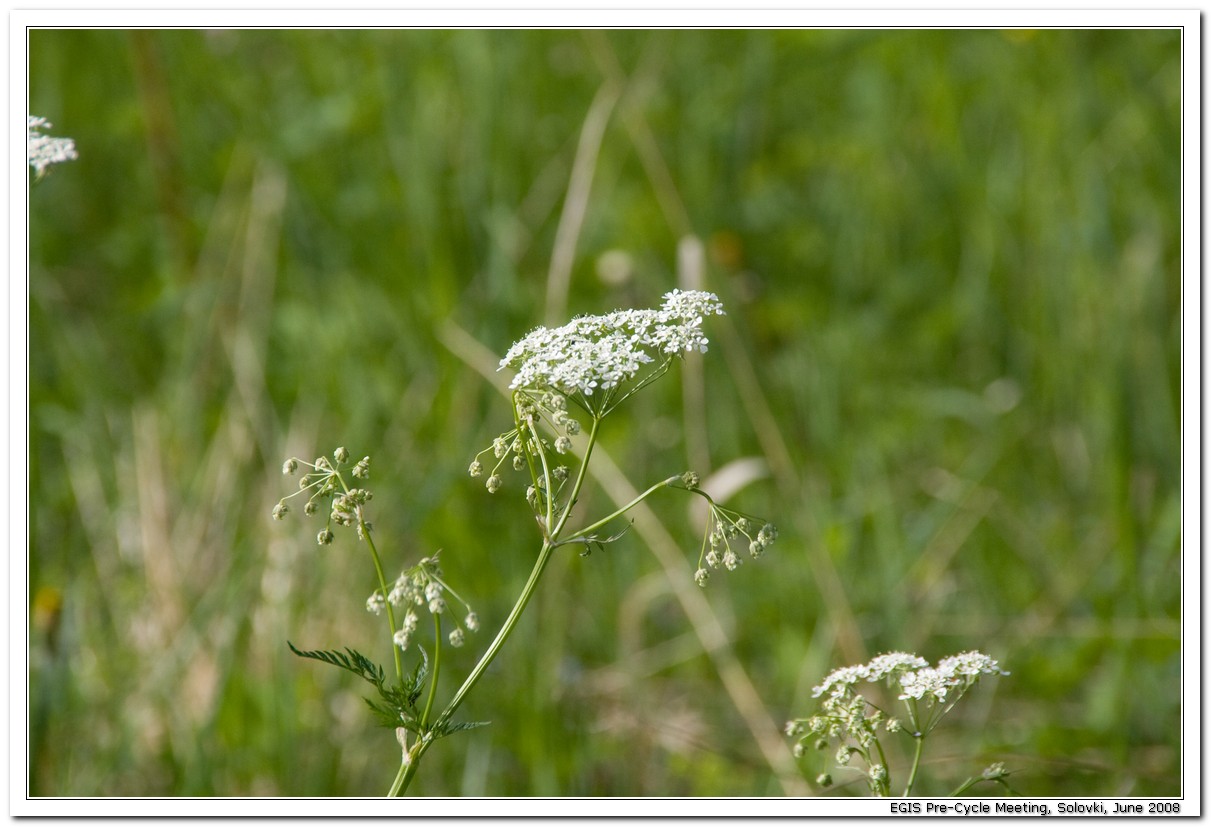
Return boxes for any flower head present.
[865,651,930,681]
[498,290,725,414]
[28,116,77,177]
[812,664,870,698]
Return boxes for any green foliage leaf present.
[287,641,386,689]
[437,720,491,736]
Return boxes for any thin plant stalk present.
[420,614,442,729]
[903,736,925,797]
[334,468,403,685]
[362,531,403,684]
[393,413,604,796]
[393,539,556,796]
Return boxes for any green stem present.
[332,468,403,684]
[903,735,925,797]
[871,737,891,797]
[393,540,558,796]
[387,754,408,797]
[421,614,442,729]
[552,415,600,538]
[440,540,555,729]
[524,417,556,533]
[558,477,671,545]
[392,414,601,796]
[362,527,403,684]
[949,776,980,797]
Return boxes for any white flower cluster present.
[498,289,725,402]
[28,116,77,177]
[811,650,1005,703]
[897,651,1006,701]
[367,554,479,652]
[787,650,1006,795]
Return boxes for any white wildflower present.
[28,116,77,177]
[497,290,725,410]
[865,651,930,681]
[937,650,1006,678]
[897,667,952,701]
[811,664,870,698]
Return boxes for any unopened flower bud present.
[564,418,581,436]
[334,446,349,464]
[468,460,483,478]
[982,762,1008,781]
[272,502,289,520]
[464,612,479,631]
[555,436,572,454]
[304,500,318,515]
[317,529,334,545]
[486,475,502,493]
[694,568,709,587]
[282,458,298,475]
[448,628,465,648]
[816,774,833,788]
[681,471,699,488]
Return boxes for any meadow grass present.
[28,28,1180,796]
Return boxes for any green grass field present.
[28,28,1181,797]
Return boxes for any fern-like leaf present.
[287,642,386,689]
[436,720,491,736]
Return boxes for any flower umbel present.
[498,289,725,417]
[370,552,479,652]
[28,116,77,177]
[787,650,1007,797]
[672,472,778,587]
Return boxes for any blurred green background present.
[27,29,1181,797]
